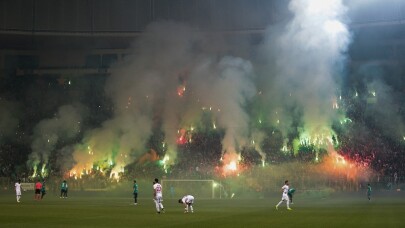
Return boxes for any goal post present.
[161,179,216,199]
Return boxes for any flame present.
[320,151,370,180]
[177,85,186,97]
[176,128,190,145]
[226,161,237,171]
[218,152,245,177]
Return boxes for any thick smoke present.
[190,57,256,156]
[22,1,395,182]
[261,0,350,148]
[251,129,266,162]
[359,64,405,142]
[28,104,85,176]
[70,22,256,175]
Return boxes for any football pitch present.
[0,192,404,228]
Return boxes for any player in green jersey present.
[41,180,46,199]
[60,180,68,198]
[133,180,139,205]
[288,188,295,204]
[367,183,372,201]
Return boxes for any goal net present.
[161,179,215,199]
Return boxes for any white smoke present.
[262,0,351,147]
[190,56,256,155]
[69,21,257,174]
[28,104,85,176]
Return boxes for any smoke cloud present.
[260,0,351,148]
[21,0,399,182]
[359,64,405,141]
[69,22,256,175]
[28,104,86,176]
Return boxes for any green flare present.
[32,165,38,177]
[292,139,300,155]
[109,141,120,166]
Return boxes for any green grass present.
[0,191,404,227]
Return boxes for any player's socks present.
[276,200,283,209]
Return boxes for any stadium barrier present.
[21,183,35,191]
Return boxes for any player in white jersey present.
[15,179,22,203]
[276,180,292,210]
[178,195,194,213]
[153,178,165,214]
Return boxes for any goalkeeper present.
[288,187,295,204]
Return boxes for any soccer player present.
[178,195,194,213]
[153,178,164,214]
[41,180,46,199]
[15,179,22,203]
[60,180,68,198]
[367,183,372,201]
[133,180,138,205]
[35,180,42,200]
[276,180,292,211]
[288,187,295,204]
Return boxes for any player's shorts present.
[16,190,21,196]
[281,193,289,201]
[155,195,163,203]
[35,189,41,194]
